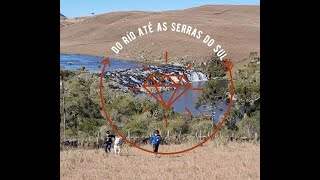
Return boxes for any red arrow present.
[99,58,110,89]
[165,51,168,64]
[99,58,111,77]
[165,115,168,127]
[100,57,110,67]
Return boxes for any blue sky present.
[61,0,260,18]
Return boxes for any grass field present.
[60,141,260,180]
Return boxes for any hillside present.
[60,13,67,20]
[60,5,259,69]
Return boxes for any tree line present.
[60,52,260,140]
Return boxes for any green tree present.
[61,74,103,137]
[78,118,103,136]
[60,69,76,80]
[204,55,227,78]
[196,53,260,135]
[234,52,260,116]
[237,110,260,137]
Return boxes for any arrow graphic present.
[98,55,235,155]
[100,57,111,69]
[165,51,168,64]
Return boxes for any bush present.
[77,118,103,136]
[190,120,214,135]
[236,110,260,137]
[167,116,189,134]
[122,115,151,136]
[60,69,76,80]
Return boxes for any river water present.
[60,53,227,118]
[60,53,141,72]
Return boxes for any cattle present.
[199,136,207,141]
[61,139,78,149]
[229,136,234,141]
[60,133,260,151]
[240,137,250,142]
[160,137,170,145]
[141,136,150,144]
[127,137,139,146]
[173,135,181,144]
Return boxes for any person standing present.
[103,131,115,153]
[150,130,161,157]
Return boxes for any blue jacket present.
[150,135,161,145]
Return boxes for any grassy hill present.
[60,5,259,70]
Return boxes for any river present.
[60,53,227,118]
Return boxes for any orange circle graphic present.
[99,58,234,155]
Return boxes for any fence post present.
[254,132,258,141]
[82,138,84,148]
[128,130,130,141]
[97,130,100,145]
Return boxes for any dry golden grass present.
[61,141,259,180]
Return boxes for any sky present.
[61,0,260,18]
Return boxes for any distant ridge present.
[60,13,67,20]
[60,5,260,69]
